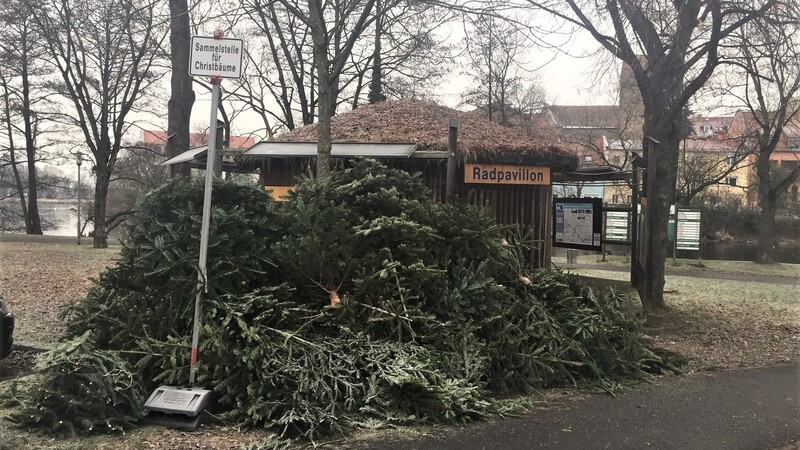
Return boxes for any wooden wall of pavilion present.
[256,156,553,268]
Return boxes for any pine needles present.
[6,332,144,436]
[6,160,682,441]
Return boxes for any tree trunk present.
[309,1,332,179]
[637,130,675,313]
[756,199,777,264]
[1,78,30,232]
[166,0,194,178]
[93,168,110,248]
[755,154,776,264]
[638,109,682,312]
[9,150,28,232]
[315,77,333,179]
[21,45,42,234]
[24,143,41,234]
[368,0,384,105]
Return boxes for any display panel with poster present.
[553,198,603,251]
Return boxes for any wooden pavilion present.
[240,100,577,268]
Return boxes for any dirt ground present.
[0,235,798,449]
[0,237,119,347]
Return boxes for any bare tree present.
[351,0,454,106]
[675,136,751,205]
[0,0,50,234]
[0,159,68,232]
[724,3,800,263]
[104,141,168,234]
[241,0,317,131]
[514,0,777,312]
[462,11,531,126]
[0,74,30,230]
[238,0,449,140]
[30,0,166,247]
[264,0,376,179]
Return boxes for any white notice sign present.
[676,208,701,251]
[190,36,243,79]
[605,211,629,242]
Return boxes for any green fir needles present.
[7,160,680,442]
[8,332,145,436]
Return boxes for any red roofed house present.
[141,129,255,149]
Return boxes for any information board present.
[605,211,630,242]
[676,207,701,251]
[553,198,603,251]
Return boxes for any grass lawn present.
[572,268,799,371]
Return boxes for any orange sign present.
[264,186,293,202]
[465,164,550,185]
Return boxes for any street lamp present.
[76,152,83,245]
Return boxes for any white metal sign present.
[676,208,701,251]
[189,36,243,79]
[605,211,629,242]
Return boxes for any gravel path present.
[344,366,800,450]
[570,263,800,285]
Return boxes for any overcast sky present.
[192,26,621,142]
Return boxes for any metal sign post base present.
[143,385,213,431]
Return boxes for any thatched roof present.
[274,99,575,167]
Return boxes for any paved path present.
[348,366,799,450]
[569,263,800,286]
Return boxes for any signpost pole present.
[180,29,241,387]
[76,153,82,246]
[189,77,220,387]
[446,118,459,203]
[673,230,678,265]
[142,30,243,429]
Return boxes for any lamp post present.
[76,152,83,245]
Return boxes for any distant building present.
[725,111,800,205]
[537,59,798,209]
[693,116,732,140]
[474,59,799,208]
[140,129,255,150]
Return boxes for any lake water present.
[38,199,79,237]
[600,241,800,264]
[28,200,800,263]
[696,241,800,264]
